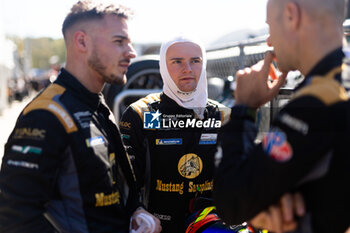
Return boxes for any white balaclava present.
[159,36,208,119]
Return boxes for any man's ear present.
[284,1,301,31]
[74,31,89,52]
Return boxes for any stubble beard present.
[88,48,127,86]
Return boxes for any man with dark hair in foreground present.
[0,1,161,232]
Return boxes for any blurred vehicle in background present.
[103,20,350,131]
[27,58,61,94]
[28,68,51,92]
[102,34,300,126]
[7,77,29,102]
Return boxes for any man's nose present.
[183,62,192,72]
[125,43,137,58]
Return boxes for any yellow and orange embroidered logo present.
[178,153,203,179]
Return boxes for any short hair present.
[293,0,347,24]
[62,0,132,38]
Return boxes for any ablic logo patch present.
[143,110,161,129]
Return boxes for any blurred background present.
[0,0,349,159]
[0,0,269,112]
[0,0,270,156]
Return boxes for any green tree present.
[8,36,65,70]
[30,37,65,69]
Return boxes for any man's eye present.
[192,59,201,63]
[114,40,123,44]
[173,60,182,64]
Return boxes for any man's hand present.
[130,207,162,233]
[249,193,305,233]
[234,51,287,109]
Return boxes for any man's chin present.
[179,84,197,93]
[107,75,127,85]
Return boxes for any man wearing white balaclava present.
[159,36,208,119]
[120,36,230,233]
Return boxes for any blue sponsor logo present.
[262,130,292,162]
[143,110,161,129]
[199,140,217,145]
[156,138,182,145]
[199,133,217,145]
[86,136,105,147]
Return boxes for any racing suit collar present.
[296,47,344,91]
[56,68,102,110]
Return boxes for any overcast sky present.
[0,0,268,46]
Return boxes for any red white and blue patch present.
[262,130,293,162]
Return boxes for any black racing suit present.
[120,93,230,233]
[214,48,350,232]
[0,68,140,233]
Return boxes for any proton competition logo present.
[143,110,162,129]
[143,110,221,129]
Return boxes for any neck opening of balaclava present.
[159,36,208,119]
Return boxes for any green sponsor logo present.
[11,145,42,155]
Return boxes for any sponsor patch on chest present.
[262,129,293,162]
[155,138,182,145]
[178,153,203,179]
[11,145,42,155]
[199,133,217,145]
[14,128,46,140]
[86,136,105,147]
